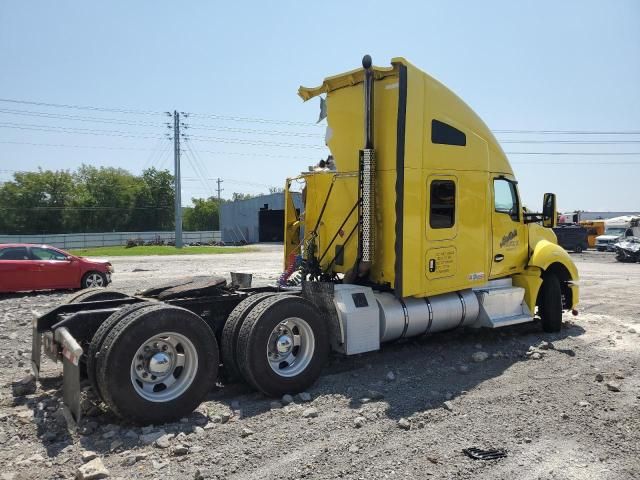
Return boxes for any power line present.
[0,108,162,127]
[186,111,323,128]
[504,151,640,155]
[500,140,640,144]
[0,98,164,115]
[0,122,164,139]
[0,140,160,151]
[186,123,322,138]
[494,129,640,135]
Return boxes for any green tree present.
[0,169,75,234]
[231,192,259,201]
[128,168,175,231]
[183,197,220,231]
[0,165,175,234]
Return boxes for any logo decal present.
[500,229,518,248]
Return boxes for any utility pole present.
[216,177,223,202]
[173,110,183,248]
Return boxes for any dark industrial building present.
[220,192,303,244]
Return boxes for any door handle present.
[428,258,436,272]
[494,254,504,263]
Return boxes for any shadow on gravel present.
[210,318,586,422]
[20,318,584,455]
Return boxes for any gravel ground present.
[0,246,638,479]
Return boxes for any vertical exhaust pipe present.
[358,55,375,277]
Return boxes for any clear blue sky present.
[1,0,639,211]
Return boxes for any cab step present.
[471,283,533,329]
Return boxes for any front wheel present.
[574,245,583,253]
[82,271,108,289]
[236,295,329,397]
[537,273,563,333]
[96,304,218,424]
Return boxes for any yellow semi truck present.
[31,56,579,424]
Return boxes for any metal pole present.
[174,110,183,248]
[216,177,223,201]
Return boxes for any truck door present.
[490,176,527,278]
[424,173,487,294]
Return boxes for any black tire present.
[65,288,129,304]
[236,295,329,397]
[96,304,219,424]
[221,292,279,384]
[87,301,156,402]
[574,244,583,253]
[81,271,109,289]
[537,273,563,333]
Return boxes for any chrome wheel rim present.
[130,332,198,402]
[85,273,104,288]
[266,317,315,377]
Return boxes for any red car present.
[0,244,114,293]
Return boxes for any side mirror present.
[542,193,557,228]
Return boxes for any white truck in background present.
[595,216,640,251]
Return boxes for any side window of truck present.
[494,179,519,221]
[430,180,456,229]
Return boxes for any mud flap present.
[30,322,42,380]
[62,352,82,424]
[55,327,84,424]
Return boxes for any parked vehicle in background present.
[595,216,640,251]
[0,244,113,293]
[552,225,589,253]
[614,236,640,263]
[579,220,605,249]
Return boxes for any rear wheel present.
[96,304,218,424]
[87,301,156,401]
[236,295,329,397]
[82,271,108,289]
[537,273,563,333]
[221,292,279,383]
[574,244,583,253]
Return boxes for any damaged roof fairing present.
[298,57,412,101]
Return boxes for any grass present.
[69,245,255,257]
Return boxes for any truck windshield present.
[604,228,626,236]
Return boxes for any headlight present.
[107,264,115,273]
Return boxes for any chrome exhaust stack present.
[357,54,375,278]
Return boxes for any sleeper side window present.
[431,120,466,146]
[494,178,519,221]
[430,180,456,229]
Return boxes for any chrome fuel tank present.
[375,290,480,343]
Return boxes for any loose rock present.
[76,457,110,480]
[154,433,174,449]
[296,392,312,403]
[281,394,294,405]
[173,444,190,456]
[302,408,318,419]
[397,418,411,430]
[12,374,36,397]
[386,371,396,381]
[241,428,255,438]
[472,351,489,362]
[82,451,98,463]
[140,430,166,445]
[606,382,621,392]
[354,416,366,428]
